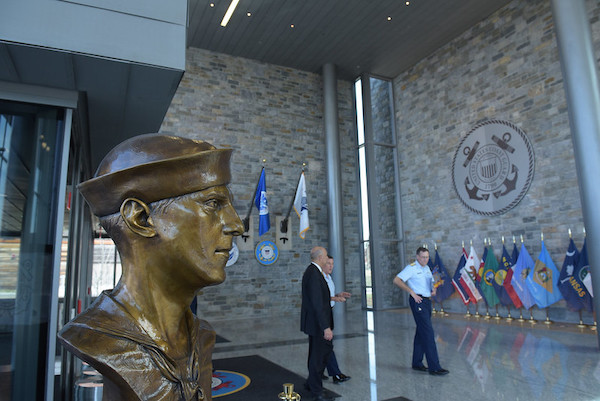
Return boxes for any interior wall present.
[392,0,599,322]
[160,48,361,321]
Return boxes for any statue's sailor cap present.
[78,133,232,217]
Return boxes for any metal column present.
[551,0,600,346]
[323,63,346,323]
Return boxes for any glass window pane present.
[91,238,121,296]
[374,145,398,239]
[0,105,65,400]
[355,79,365,146]
[370,77,394,145]
[358,147,370,241]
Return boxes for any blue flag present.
[452,249,470,304]
[526,240,563,308]
[557,238,582,311]
[431,250,455,303]
[573,239,593,312]
[511,243,536,310]
[495,245,514,306]
[254,168,270,236]
[511,243,520,263]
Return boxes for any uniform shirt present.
[324,273,335,307]
[397,261,433,297]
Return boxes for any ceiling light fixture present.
[405,1,410,5]
[210,3,214,7]
[387,16,392,21]
[221,0,240,27]
[247,11,252,17]
[290,24,295,28]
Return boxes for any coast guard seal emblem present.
[452,120,534,216]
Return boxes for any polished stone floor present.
[210,308,600,401]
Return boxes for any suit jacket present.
[301,263,334,336]
[58,291,213,401]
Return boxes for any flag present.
[461,246,483,303]
[573,239,593,311]
[501,245,523,309]
[557,238,583,311]
[254,168,270,236]
[452,248,470,304]
[511,243,536,309]
[511,242,520,264]
[480,246,500,307]
[526,240,563,308]
[293,172,309,239]
[431,249,455,303]
[477,246,488,305]
[494,245,513,306]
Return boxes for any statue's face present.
[152,185,243,288]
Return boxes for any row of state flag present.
[428,237,593,313]
[252,168,310,238]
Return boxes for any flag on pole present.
[254,168,270,236]
[511,243,520,265]
[461,246,483,303]
[526,240,563,308]
[452,248,470,304]
[502,245,523,309]
[480,246,500,307]
[431,249,455,303]
[493,245,512,306]
[511,243,536,310]
[293,172,310,239]
[557,238,583,311]
[477,246,488,305]
[573,238,593,311]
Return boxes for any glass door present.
[0,100,71,401]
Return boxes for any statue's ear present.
[120,198,157,238]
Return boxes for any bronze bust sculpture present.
[58,134,244,400]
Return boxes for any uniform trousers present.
[408,296,442,371]
[307,334,333,396]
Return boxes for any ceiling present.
[0,0,512,174]
[187,0,513,81]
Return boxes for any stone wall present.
[160,48,361,321]
[392,0,598,323]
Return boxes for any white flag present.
[293,172,309,239]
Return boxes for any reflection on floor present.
[210,308,600,401]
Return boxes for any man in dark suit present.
[301,246,335,401]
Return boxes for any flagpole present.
[494,304,501,320]
[280,167,304,233]
[544,307,553,325]
[517,308,524,322]
[243,166,264,232]
[465,302,471,318]
[528,308,537,324]
[506,305,513,322]
[577,309,586,328]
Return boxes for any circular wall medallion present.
[255,240,278,265]
[452,120,535,216]
[226,242,239,267]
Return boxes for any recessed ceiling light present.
[405,1,410,5]
[247,11,252,17]
[387,16,392,21]
[210,3,214,7]
[290,24,295,28]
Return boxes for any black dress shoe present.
[412,365,428,372]
[333,373,350,383]
[429,368,449,376]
